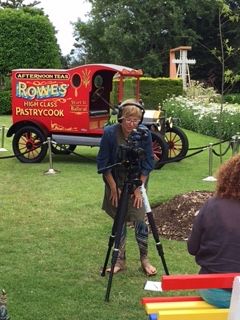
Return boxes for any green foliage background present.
[0,90,11,114]
[72,0,240,90]
[0,8,61,75]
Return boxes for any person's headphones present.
[117,100,145,123]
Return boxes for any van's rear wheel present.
[51,144,76,155]
[165,126,189,161]
[151,132,168,169]
[13,126,48,163]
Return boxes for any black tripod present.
[141,186,169,276]
[101,164,169,302]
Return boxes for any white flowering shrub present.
[163,95,240,139]
[186,81,221,104]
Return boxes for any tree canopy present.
[0,0,40,9]
[0,7,62,77]
[71,0,240,90]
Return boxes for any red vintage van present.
[8,63,188,167]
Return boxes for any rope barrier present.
[0,134,239,182]
[188,138,229,151]
[0,141,44,159]
[53,142,97,163]
[212,142,231,157]
[158,148,206,165]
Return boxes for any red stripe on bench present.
[141,296,203,305]
[162,273,240,290]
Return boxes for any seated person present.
[187,154,240,308]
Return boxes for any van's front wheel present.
[12,126,48,163]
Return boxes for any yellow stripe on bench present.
[145,300,215,314]
[157,308,229,320]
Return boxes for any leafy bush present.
[186,81,221,103]
[140,77,183,108]
[111,77,183,108]
[163,96,240,139]
[0,90,11,114]
[224,93,240,104]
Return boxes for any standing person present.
[97,99,157,276]
[187,154,240,308]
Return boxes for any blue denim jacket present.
[97,123,154,176]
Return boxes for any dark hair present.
[215,154,240,199]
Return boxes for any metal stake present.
[203,143,217,182]
[0,125,7,152]
[44,138,60,175]
[231,135,238,156]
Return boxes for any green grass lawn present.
[0,115,233,319]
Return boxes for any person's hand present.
[132,187,143,209]
[109,186,121,207]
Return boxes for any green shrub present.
[163,96,240,139]
[186,81,221,103]
[111,77,183,108]
[224,93,240,104]
[140,77,183,109]
[0,90,11,114]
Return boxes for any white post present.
[0,125,7,152]
[181,50,187,89]
[44,138,59,175]
[202,143,217,182]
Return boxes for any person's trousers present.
[117,220,148,262]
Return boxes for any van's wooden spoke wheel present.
[151,132,168,169]
[165,127,189,161]
[12,126,47,163]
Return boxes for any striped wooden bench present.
[141,273,240,320]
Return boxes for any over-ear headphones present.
[117,100,145,123]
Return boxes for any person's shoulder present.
[138,124,150,135]
[213,196,240,207]
[199,196,222,214]
[103,123,119,134]
[203,196,217,207]
[197,196,215,214]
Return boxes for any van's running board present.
[52,134,101,147]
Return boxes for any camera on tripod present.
[117,126,149,164]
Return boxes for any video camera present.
[117,126,149,165]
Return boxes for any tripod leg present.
[101,218,118,277]
[105,182,130,302]
[141,186,170,275]
[101,221,126,276]
[146,211,169,275]
[101,184,125,276]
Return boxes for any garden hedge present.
[0,90,11,115]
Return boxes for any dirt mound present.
[152,191,214,241]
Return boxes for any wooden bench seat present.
[141,273,240,320]
[141,296,203,304]
[155,308,229,320]
[145,300,215,314]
